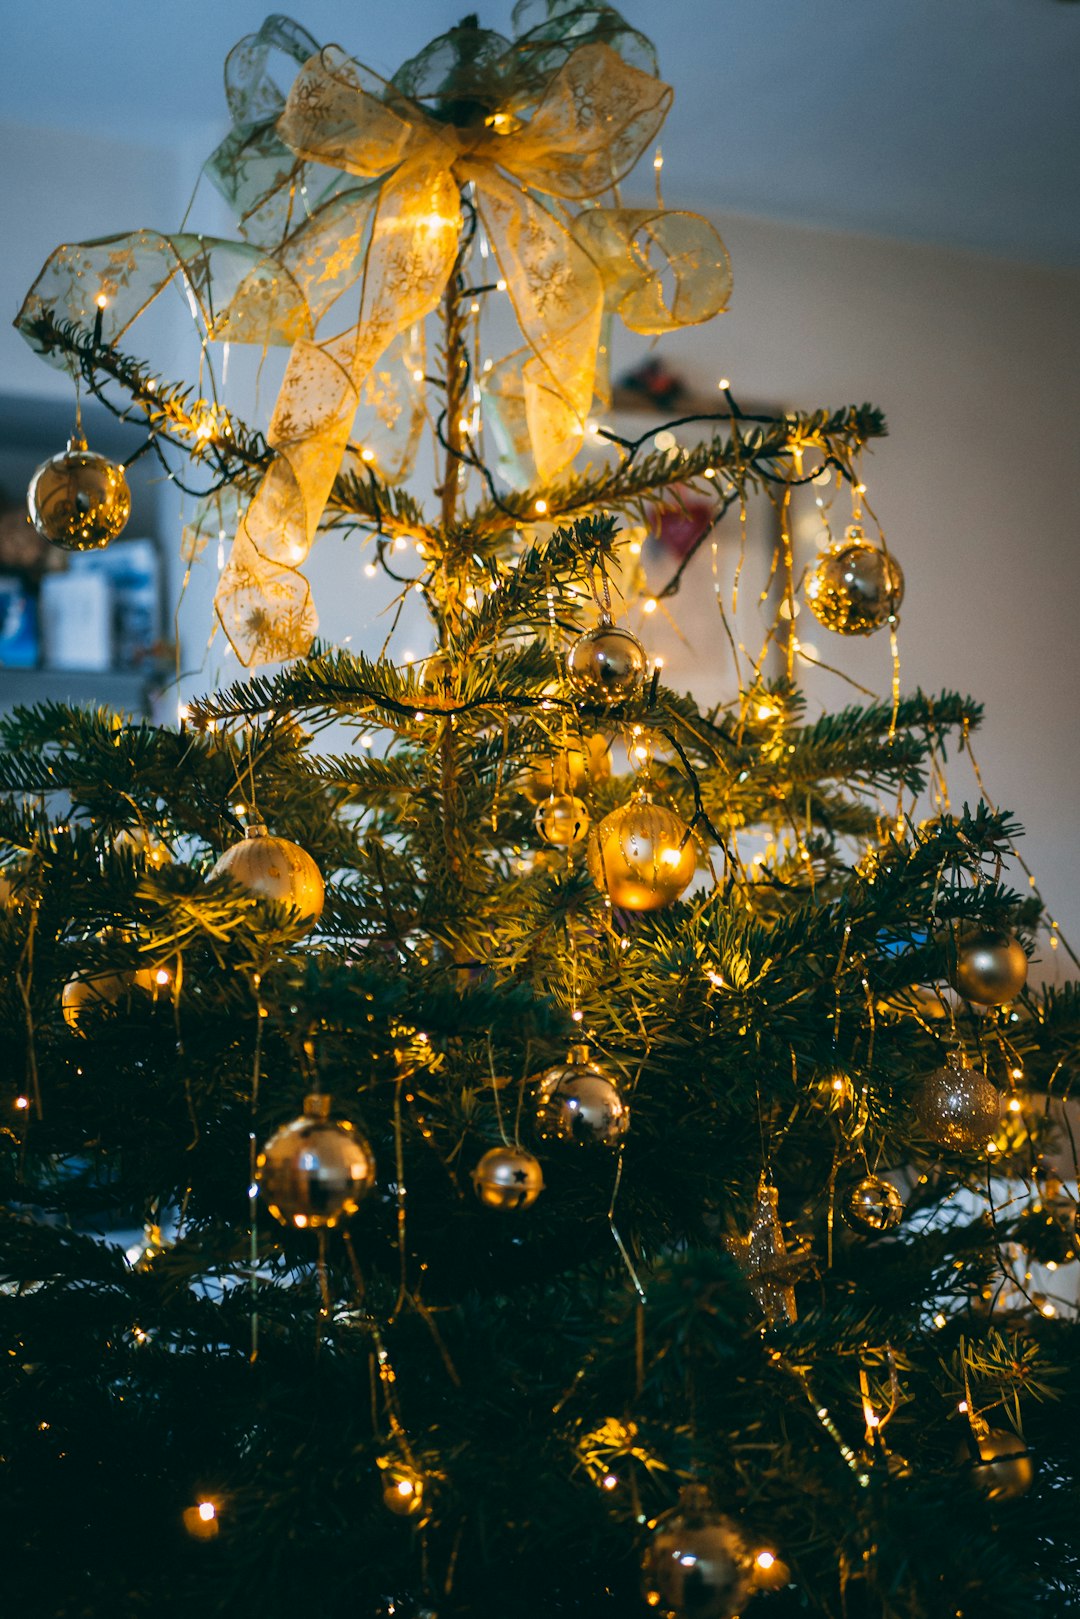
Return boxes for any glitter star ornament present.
[471,1144,545,1210]
[27,432,131,552]
[729,1175,798,1326]
[641,1486,754,1619]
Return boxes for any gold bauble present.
[959,1428,1035,1501]
[519,734,610,804]
[256,1094,376,1229]
[805,527,904,635]
[27,433,131,551]
[471,1144,545,1210]
[210,822,324,928]
[843,1174,904,1233]
[948,927,1028,1006]
[641,1488,753,1619]
[587,794,696,910]
[536,1044,629,1147]
[61,944,158,1028]
[379,1459,426,1517]
[565,614,646,703]
[914,1056,1001,1150]
[750,1549,792,1593]
[534,793,589,847]
[418,650,458,710]
[113,825,171,869]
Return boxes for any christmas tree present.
[3,8,1079,1617]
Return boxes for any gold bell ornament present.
[843,1174,904,1233]
[27,432,131,551]
[914,1054,1001,1151]
[471,1144,545,1211]
[641,1486,754,1619]
[947,925,1028,1006]
[535,793,590,847]
[210,822,324,929]
[587,792,697,910]
[566,613,647,704]
[805,525,904,635]
[536,1045,629,1147]
[519,733,610,805]
[256,1093,376,1229]
[957,1420,1034,1502]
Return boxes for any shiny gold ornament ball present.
[380,1459,426,1517]
[641,1488,754,1619]
[210,822,324,928]
[959,1428,1035,1502]
[536,1044,629,1147]
[534,793,589,847]
[805,527,904,636]
[519,733,610,804]
[914,1057,1001,1150]
[256,1094,376,1229]
[472,1144,545,1210]
[843,1174,904,1233]
[27,433,131,551]
[587,795,696,910]
[949,927,1028,1005]
[565,614,647,703]
[61,952,158,1029]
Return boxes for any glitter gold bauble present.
[948,927,1028,1006]
[843,1174,904,1233]
[256,1094,376,1229]
[565,613,646,703]
[27,433,131,551]
[914,1056,1001,1150]
[587,794,696,910]
[958,1428,1035,1501]
[641,1487,753,1619]
[805,526,904,636]
[471,1144,544,1210]
[536,1044,628,1147]
[210,822,324,928]
[519,733,610,804]
[534,793,589,847]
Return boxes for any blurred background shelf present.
[0,667,152,715]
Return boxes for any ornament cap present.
[568,1042,592,1064]
[67,431,88,453]
[245,821,269,838]
[303,1092,332,1120]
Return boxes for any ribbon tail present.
[470,168,603,481]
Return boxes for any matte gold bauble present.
[948,927,1028,1005]
[805,526,904,635]
[587,794,696,910]
[471,1144,544,1210]
[914,1056,1001,1150]
[843,1174,904,1233]
[61,944,158,1028]
[256,1094,376,1229]
[519,733,610,804]
[210,822,324,928]
[534,793,589,847]
[536,1044,629,1147]
[566,613,646,703]
[27,433,131,551]
[958,1428,1035,1501]
[641,1487,753,1619]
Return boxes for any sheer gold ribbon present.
[17,28,732,665]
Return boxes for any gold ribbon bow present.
[17,15,732,666]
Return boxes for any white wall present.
[3,122,1078,950]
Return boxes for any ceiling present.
[3,0,1079,266]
